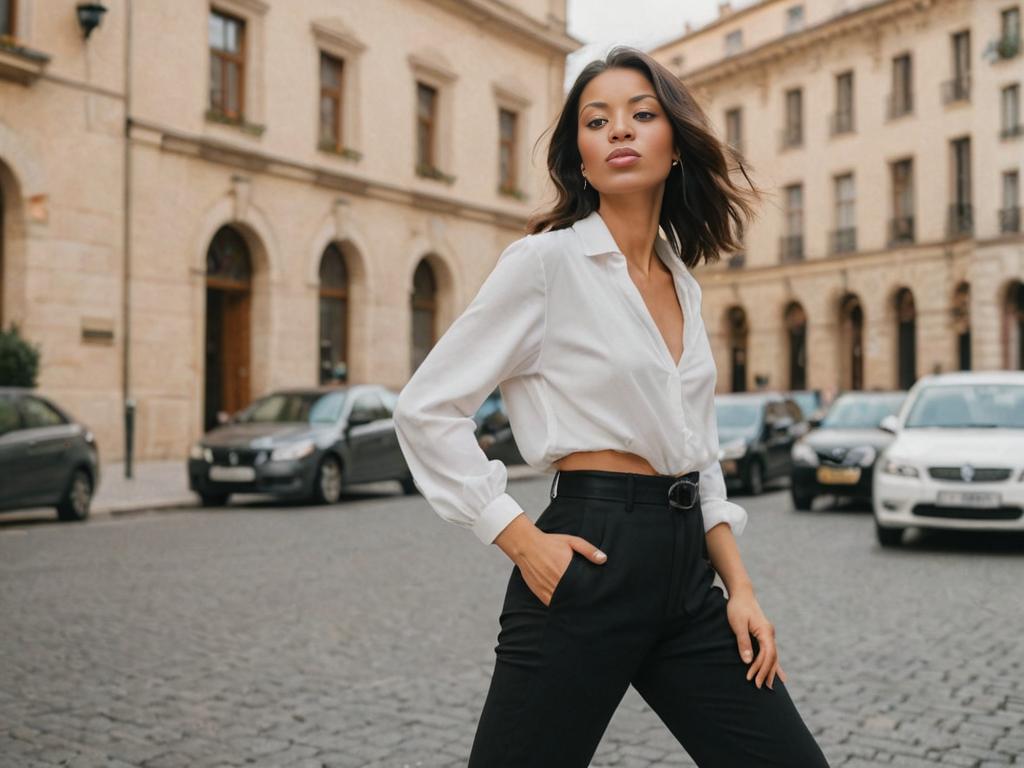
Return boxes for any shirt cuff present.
[701,498,748,537]
[471,492,527,545]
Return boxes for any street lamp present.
[75,2,107,39]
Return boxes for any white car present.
[872,370,1024,547]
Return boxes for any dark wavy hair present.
[526,45,764,269]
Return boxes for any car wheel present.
[56,467,93,522]
[744,460,764,495]
[313,455,343,504]
[199,492,231,507]
[791,488,813,511]
[875,520,903,548]
[400,475,419,495]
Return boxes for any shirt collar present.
[570,208,681,272]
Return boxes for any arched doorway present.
[895,287,917,389]
[410,259,438,374]
[318,243,348,384]
[204,225,253,431]
[839,293,864,391]
[0,179,5,327]
[726,306,748,392]
[1003,280,1024,370]
[952,281,971,371]
[785,301,807,390]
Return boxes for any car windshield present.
[236,391,347,425]
[903,384,1024,429]
[820,394,905,429]
[716,401,762,430]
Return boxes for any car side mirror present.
[879,414,900,433]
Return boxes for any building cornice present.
[420,0,582,55]
[667,0,934,89]
[128,118,530,231]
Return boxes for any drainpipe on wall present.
[122,0,134,478]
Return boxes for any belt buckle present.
[667,476,699,510]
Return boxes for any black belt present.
[550,468,701,512]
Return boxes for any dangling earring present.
[581,166,588,191]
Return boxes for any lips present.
[606,147,641,161]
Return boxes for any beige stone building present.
[650,0,1023,395]
[0,0,578,461]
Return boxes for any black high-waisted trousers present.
[467,468,831,768]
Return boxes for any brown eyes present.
[585,111,657,129]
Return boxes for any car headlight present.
[881,458,919,477]
[718,438,747,461]
[847,445,877,467]
[271,439,316,462]
[189,443,213,463]
[791,442,819,466]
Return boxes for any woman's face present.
[576,67,677,197]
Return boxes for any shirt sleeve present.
[392,235,546,546]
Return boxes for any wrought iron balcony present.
[999,123,1023,140]
[778,124,803,150]
[888,215,915,245]
[999,206,1021,233]
[947,203,974,237]
[829,227,857,255]
[940,74,971,104]
[885,91,913,120]
[779,234,804,262]
[829,110,854,135]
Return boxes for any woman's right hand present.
[494,514,607,606]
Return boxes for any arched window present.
[895,287,917,389]
[318,243,348,384]
[726,306,748,392]
[410,259,437,374]
[785,302,807,390]
[952,281,971,371]
[839,293,864,391]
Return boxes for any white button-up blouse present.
[393,208,749,545]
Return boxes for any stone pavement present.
[1,477,1023,767]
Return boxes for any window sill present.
[317,142,363,161]
[0,36,50,85]
[415,164,456,185]
[205,109,266,137]
[497,186,528,201]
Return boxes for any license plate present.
[209,465,255,482]
[816,466,861,485]
[936,490,1001,508]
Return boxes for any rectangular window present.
[1001,84,1021,135]
[890,158,915,243]
[416,82,438,169]
[832,174,856,254]
[0,0,14,37]
[209,9,245,120]
[942,31,971,103]
[319,51,344,150]
[783,88,802,147]
[725,29,743,56]
[498,108,518,192]
[725,107,743,154]
[1003,6,1021,42]
[833,71,854,133]
[890,53,913,117]
[1002,170,1020,233]
[949,137,972,236]
[782,183,804,261]
[785,5,804,34]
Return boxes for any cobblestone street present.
[1,476,1023,767]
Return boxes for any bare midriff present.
[554,449,685,477]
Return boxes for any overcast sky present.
[565,0,759,85]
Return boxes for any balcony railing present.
[999,206,1021,233]
[947,203,974,237]
[779,234,804,262]
[995,33,1021,60]
[829,109,855,135]
[999,123,1023,140]
[829,227,857,255]
[888,215,915,245]
[940,74,971,104]
[885,91,914,120]
[779,124,803,150]
[727,252,746,269]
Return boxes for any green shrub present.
[0,322,41,387]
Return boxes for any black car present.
[474,387,525,466]
[187,385,413,506]
[789,390,906,510]
[715,392,809,495]
[0,387,100,521]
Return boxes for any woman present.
[393,46,830,768]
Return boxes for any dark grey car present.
[187,385,414,506]
[0,387,100,521]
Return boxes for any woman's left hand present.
[725,589,787,690]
